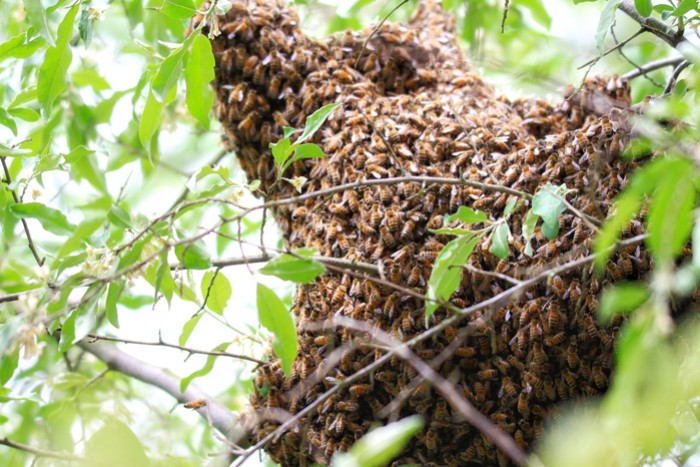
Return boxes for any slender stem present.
[621,56,686,81]
[0,437,107,465]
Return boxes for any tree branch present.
[621,55,686,81]
[78,340,249,447]
[0,437,105,465]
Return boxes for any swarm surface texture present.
[205,1,644,465]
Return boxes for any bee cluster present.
[204,1,648,465]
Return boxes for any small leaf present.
[8,107,40,122]
[175,241,211,269]
[259,252,326,283]
[152,35,195,103]
[521,210,538,256]
[108,206,132,229]
[444,206,489,225]
[155,254,175,304]
[106,281,123,328]
[332,416,424,467]
[516,0,552,29]
[10,202,76,236]
[200,270,232,314]
[503,197,518,217]
[24,0,56,47]
[86,420,149,467]
[634,0,653,16]
[0,142,32,157]
[59,299,97,352]
[426,234,479,324]
[257,283,297,377]
[298,103,342,143]
[160,0,198,19]
[78,8,93,47]
[672,0,698,16]
[0,351,20,385]
[270,137,293,167]
[185,34,215,128]
[428,227,474,236]
[179,314,203,346]
[490,223,510,259]
[180,343,229,392]
[0,108,17,136]
[282,143,325,171]
[598,282,650,324]
[596,0,622,55]
[55,218,103,260]
[37,4,79,118]
[532,184,566,230]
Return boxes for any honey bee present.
[314,335,329,346]
[550,275,565,297]
[474,382,486,402]
[238,111,259,140]
[517,392,530,417]
[544,332,566,347]
[533,342,547,364]
[401,310,414,333]
[566,342,580,368]
[349,384,371,398]
[425,427,438,452]
[383,293,399,318]
[592,364,607,388]
[501,377,517,398]
[478,369,498,380]
[292,206,308,220]
[460,446,477,462]
[242,55,259,77]
[184,399,207,409]
[379,225,396,248]
[331,285,347,307]
[400,220,416,241]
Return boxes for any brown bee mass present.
[202,0,649,465]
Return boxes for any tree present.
[1,0,700,466]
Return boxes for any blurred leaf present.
[86,420,150,467]
[10,202,76,236]
[672,0,698,16]
[0,108,17,135]
[259,250,326,283]
[108,206,132,229]
[634,0,652,16]
[532,184,566,233]
[200,270,231,314]
[55,218,103,260]
[257,283,297,377]
[24,0,56,47]
[152,34,195,103]
[139,85,176,149]
[516,0,552,29]
[426,234,479,324]
[282,143,325,171]
[522,209,538,256]
[160,0,198,20]
[0,142,32,157]
[8,107,40,122]
[175,240,211,269]
[598,282,650,324]
[78,8,93,47]
[58,299,98,352]
[445,206,489,225]
[490,223,510,259]
[0,351,19,385]
[595,0,622,55]
[71,68,110,91]
[106,281,123,328]
[646,160,695,265]
[179,313,202,346]
[332,416,424,467]
[185,33,215,128]
[156,253,175,304]
[298,102,341,143]
[37,4,79,118]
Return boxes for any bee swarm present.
[204,1,647,465]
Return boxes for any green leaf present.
[108,206,132,229]
[155,254,175,304]
[86,420,149,467]
[152,34,195,103]
[516,0,552,29]
[185,34,215,128]
[332,416,424,467]
[596,0,622,55]
[672,0,698,16]
[106,281,123,328]
[175,241,211,269]
[200,270,232,314]
[55,218,103,260]
[0,142,32,157]
[78,9,93,47]
[428,227,475,236]
[634,0,653,16]
[532,184,566,231]
[179,313,202,346]
[426,234,479,324]
[646,161,695,265]
[160,0,198,19]
[259,251,327,283]
[444,206,489,225]
[282,143,325,171]
[490,223,510,259]
[180,343,229,392]
[271,137,293,167]
[72,69,110,92]
[0,351,20,385]
[298,102,342,143]
[10,202,76,236]
[0,108,17,136]
[598,282,650,324]
[138,85,176,149]
[24,0,56,47]
[37,4,79,118]
[59,300,97,352]
[8,107,40,122]
[257,283,297,377]
[541,219,559,240]
[0,33,28,61]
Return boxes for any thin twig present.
[166,149,230,212]
[578,28,645,70]
[611,28,663,88]
[0,156,44,266]
[85,333,265,365]
[356,0,409,67]
[621,56,686,81]
[465,264,522,285]
[663,59,691,95]
[0,437,108,465]
[500,0,510,33]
